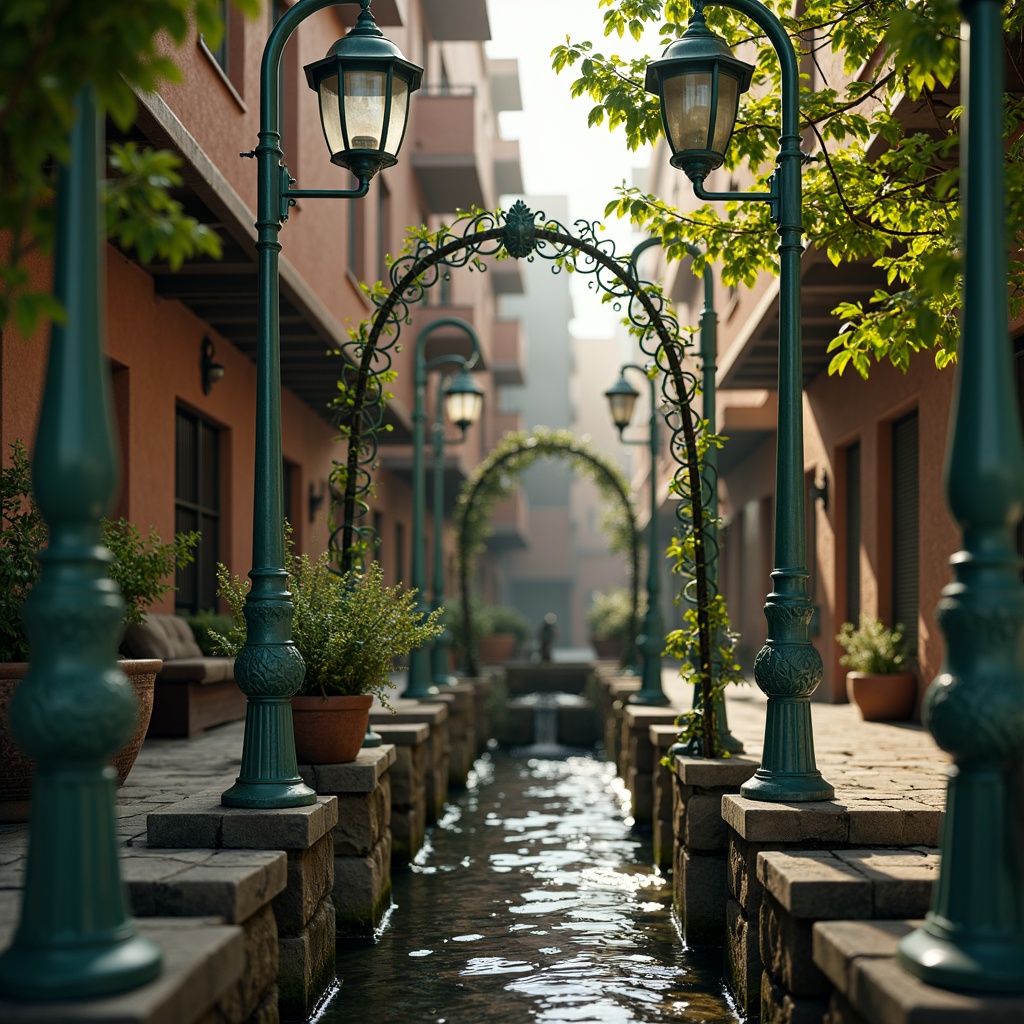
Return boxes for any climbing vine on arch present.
[327,201,726,755]
[453,428,641,676]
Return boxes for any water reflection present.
[327,752,738,1024]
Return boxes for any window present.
[373,511,384,568]
[395,521,405,587]
[175,408,221,613]
[892,411,919,653]
[845,441,861,624]
[377,178,391,282]
[209,0,229,71]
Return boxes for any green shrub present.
[481,603,530,641]
[586,587,640,642]
[213,548,442,705]
[185,610,237,656]
[836,615,910,674]
[0,440,197,661]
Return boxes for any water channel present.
[324,747,740,1024]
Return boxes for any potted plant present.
[836,615,917,721]
[214,547,442,764]
[0,440,198,820]
[477,604,530,665]
[586,587,637,661]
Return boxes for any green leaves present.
[560,0,1023,378]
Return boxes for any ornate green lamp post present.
[223,0,421,808]
[647,0,832,799]
[405,317,483,699]
[605,365,669,705]
[897,0,1024,991]
[0,88,163,998]
[430,367,484,687]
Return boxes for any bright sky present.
[485,0,656,339]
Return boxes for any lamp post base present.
[222,779,317,808]
[740,769,834,803]
[898,923,1024,994]
[627,690,671,706]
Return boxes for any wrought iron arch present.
[329,201,719,752]
[453,429,641,677]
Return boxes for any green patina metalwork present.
[896,0,1024,992]
[329,203,724,755]
[0,87,163,999]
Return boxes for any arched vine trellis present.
[453,428,641,677]
[329,201,721,754]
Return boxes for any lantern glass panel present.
[384,76,410,155]
[446,389,483,429]
[318,74,345,157]
[711,74,740,155]
[607,390,638,429]
[664,71,713,152]
[343,69,388,149]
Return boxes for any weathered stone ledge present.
[0,916,244,1024]
[813,919,1024,1024]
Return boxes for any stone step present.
[813,919,1024,1024]
[0,917,244,1024]
[758,847,939,921]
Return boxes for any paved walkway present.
[0,672,950,883]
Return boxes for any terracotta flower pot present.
[478,632,517,665]
[592,637,624,661]
[846,671,917,722]
[291,693,373,764]
[0,658,160,823]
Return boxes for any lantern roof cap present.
[644,6,754,95]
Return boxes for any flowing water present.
[322,748,740,1024]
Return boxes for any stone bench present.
[300,746,396,939]
[147,792,338,1022]
[650,725,680,869]
[758,847,939,1023]
[371,723,429,865]
[722,793,943,1020]
[813,919,1024,1024]
[371,700,449,822]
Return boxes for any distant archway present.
[454,428,640,676]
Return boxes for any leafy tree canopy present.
[1,0,259,334]
[553,0,1024,377]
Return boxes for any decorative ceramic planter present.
[478,632,517,664]
[0,658,160,822]
[846,671,917,722]
[291,693,373,764]
[592,637,624,661]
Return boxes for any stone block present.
[277,896,335,1023]
[332,777,391,857]
[685,793,727,852]
[652,814,673,870]
[726,898,762,1021]
[757,850,873,920]
[210,903,278,1024]
[333,831,393,937]
[125,847,288,924]
[811,919,916,994]
[299,745,396,796]
[760,971,830,1024]
[147,795,338,852]
[679,848,727,946]
[384,742,424,807]
[723,796,850,845]
[559,704,599,747]
[832,849,938,919]
[676,755,761,789]
[759,891,830,996]
[389,800,426,866]
[273,833,334,934]
[496,704,534,746]
[729,833,780,911]
[0,917,244,1024]
[627,766,654,824]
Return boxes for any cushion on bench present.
[156,656,234,684]
[124,613,204,662]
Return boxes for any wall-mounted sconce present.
[811,468,828,510]
[308,479,327,523]
[201,337,225,395]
